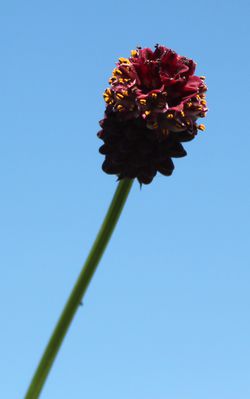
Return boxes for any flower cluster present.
[98,45,208,184]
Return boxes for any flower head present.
[98,45,208,184]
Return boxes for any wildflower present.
[98,45,208,184]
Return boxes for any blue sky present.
[1,0,250,398]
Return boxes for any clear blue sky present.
[1,1,250,398]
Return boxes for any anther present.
[198,124,206,131]
[113,68,122,76]
[131,49,137,57]
[119,57,130,64]
[116,104,124,111]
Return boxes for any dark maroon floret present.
[98,45,208,184]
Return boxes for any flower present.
[98,45,208,185]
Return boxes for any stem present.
[25,178,133,399]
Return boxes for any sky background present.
[1,1,250,398]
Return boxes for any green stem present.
[25,178,133,399]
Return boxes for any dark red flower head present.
[98,45,208,184]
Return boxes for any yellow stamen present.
[198,124,206,131]
[200,76,206,80]
[131,49,137,57]
[167,113,174,119]
[119,57,130,64]
[116,93,124,99]
[103,96,113,105]
[186,102,192,108]
[139,99,147,105]
[151,93,157,98]
[116,104,124,111]
[145,110,151,116]
[181,111,185,117]
[119,78,124,83]
[103,88,113,103]
[123,90,128,96]
[201,100,207,105]
[113,68,122,76]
